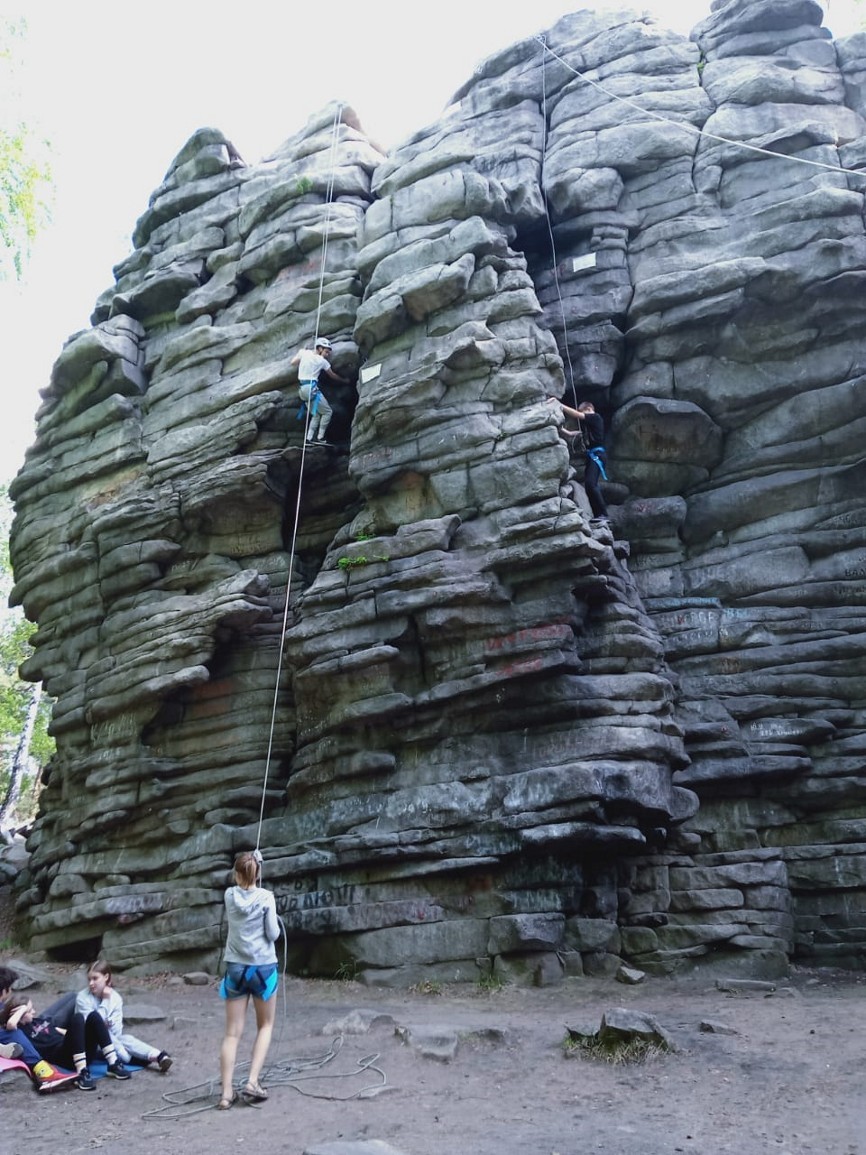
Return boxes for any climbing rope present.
[212,109,345,1070]
[254,102,345,855]
[314,107,343,345]
[251,31,865,858]
[539,35,580,412]
[536,36,866,181]
[533,32,866,428]
[141,1034,389,1120]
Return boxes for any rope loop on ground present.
[141,1034,389,1119]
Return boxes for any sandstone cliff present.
[9,0,866,982]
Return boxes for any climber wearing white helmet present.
[290,336,349,444]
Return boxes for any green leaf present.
[0,16,53,281]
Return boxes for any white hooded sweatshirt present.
[224,885,279,965]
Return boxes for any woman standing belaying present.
[218,850,280,1109]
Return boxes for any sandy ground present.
[1,957,864,1155]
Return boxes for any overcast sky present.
[1,0,863,482]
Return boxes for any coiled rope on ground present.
[142,1034,390,1119]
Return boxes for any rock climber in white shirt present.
[290,336,349,444]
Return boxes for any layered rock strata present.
[9,109,377,963]
[9,0,866,981]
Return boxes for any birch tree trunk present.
[0,682,41,834]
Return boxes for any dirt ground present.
[2,951,864,1155]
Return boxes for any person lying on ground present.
[0,963,26,1059]
[0,987,78,1092]
[2,992,132,1091]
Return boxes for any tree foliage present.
[0,17,54,825]
[0,16,51,280]
[1,484,53,828]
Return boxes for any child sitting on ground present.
[0,964,79,1092]
[0,963,23,1058]
[1,992,132,1091]
[75,960,173,1073]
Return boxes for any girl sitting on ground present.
[75,960,173,1073]
[0,993,130,1091]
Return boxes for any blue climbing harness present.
[586,446,608,480]
[297,380,321,419]
[219,963,278,1001]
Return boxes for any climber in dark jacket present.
[555,398,609,520]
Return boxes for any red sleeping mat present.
[0,1055,77,1093]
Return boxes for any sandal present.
[217,1091,238,1110]
[240,1082,268,1104]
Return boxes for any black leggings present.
[584,456,608,518]
[59,1011,113,1069]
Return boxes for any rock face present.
[9,0,866,981]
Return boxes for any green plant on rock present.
[337,552,389,571]
[337,554,369,570]
[562,1032,665,1065]
[408,979,443,996]
[477,971,505,993]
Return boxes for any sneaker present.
[76,1069,96,1091]
[32,1061,79,1093]
[0,1041,23,1059]
[156,1051,173,1073]
[106,1062,132,1080]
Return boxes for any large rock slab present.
[8,0,866,982]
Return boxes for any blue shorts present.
[219,963,278,1001]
